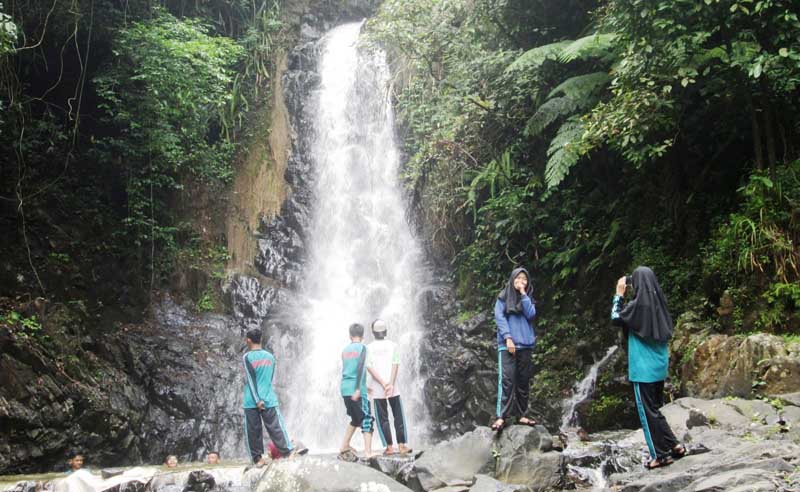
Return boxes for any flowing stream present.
[560,345,619,432]
[278,22,429,451]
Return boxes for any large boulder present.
[468,475,524,492]
[254,456,413,492]
[406,427,495,491]
[606,395,800,491]
[493,426,562,492]
[675,331,800,398]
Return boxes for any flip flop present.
[671,443,687,459]
[645,456,673,470]
[518,417,538,426]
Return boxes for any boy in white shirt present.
[366,319,412,455]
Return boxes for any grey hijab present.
[497,267,533,316]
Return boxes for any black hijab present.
[497,267,533,316]
[618,266,674,342]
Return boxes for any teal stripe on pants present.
[361,396,372,433]
[398,397,408,444]
[275,407,293,452]
[634,383,656,459]
[243,414,253,462]
[374,400,387,446]
[495,350,503,417]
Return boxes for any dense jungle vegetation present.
[368,0,800,414]
[0,0,284,318]
[1,0,798,429]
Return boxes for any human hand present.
[351,389,361,401]
[505,338,516,355]
[616,277,626,297]
[384,384,394,398]
[257,400,265,410]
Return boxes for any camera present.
[625,275,633,287]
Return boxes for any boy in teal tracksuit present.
[243,328,306,463]
[339,323,374,458]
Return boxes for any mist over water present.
[280,22,430,451]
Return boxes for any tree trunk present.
[747,92,764,170]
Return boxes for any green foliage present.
[506,41,571,73]
[94,10,243,279]
[523,97,577,138]
[1,311,43,339]
[196,290,216,312]
[704,161,800,331]
[583,0,800,166]
[545,118,584,188]
[558,33,618,63]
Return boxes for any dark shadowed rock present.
[368,455,416,482]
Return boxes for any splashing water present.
[280,23,430,451]
[560,345,619,432]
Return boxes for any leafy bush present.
[704,160,800,331]
[94,10,243,281]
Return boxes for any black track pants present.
[244,407,293,462]
[373,395,407,446]
[496,348,534,419]
[633,381,679,460]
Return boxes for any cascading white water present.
[560,345,619,432]
[281,22,429,450]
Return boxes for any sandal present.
[518,417,538,426]
[383,447,397,456]
[645,456,673,470]
[671,443,687,459]
[491,418,505,432]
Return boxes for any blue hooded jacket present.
[494,267,536,349]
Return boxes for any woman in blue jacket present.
[491,267,537,431]
[612,266,686,469]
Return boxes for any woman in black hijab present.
[492,267,537,431]
[611,266,685,469]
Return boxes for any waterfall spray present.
[278,23,430,451]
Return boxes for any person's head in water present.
[349,323,364,341]
[206,451,220,465]
[371,319,387,340]
[246,328,262,349]
[67,450,85,471]
[164,455,178,468]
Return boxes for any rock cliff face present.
[0,0,387,475]
[670,311,800,398]
[0,297,245,473]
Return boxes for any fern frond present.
[505,40,572,73]
[558,33,618,63]
[523,97,577,137]
[547,72,611,103]
[545,118,584,188]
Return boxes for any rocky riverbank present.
[5,395,798,492]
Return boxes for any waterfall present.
[278,22,430,451]
[560,345,619,432]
